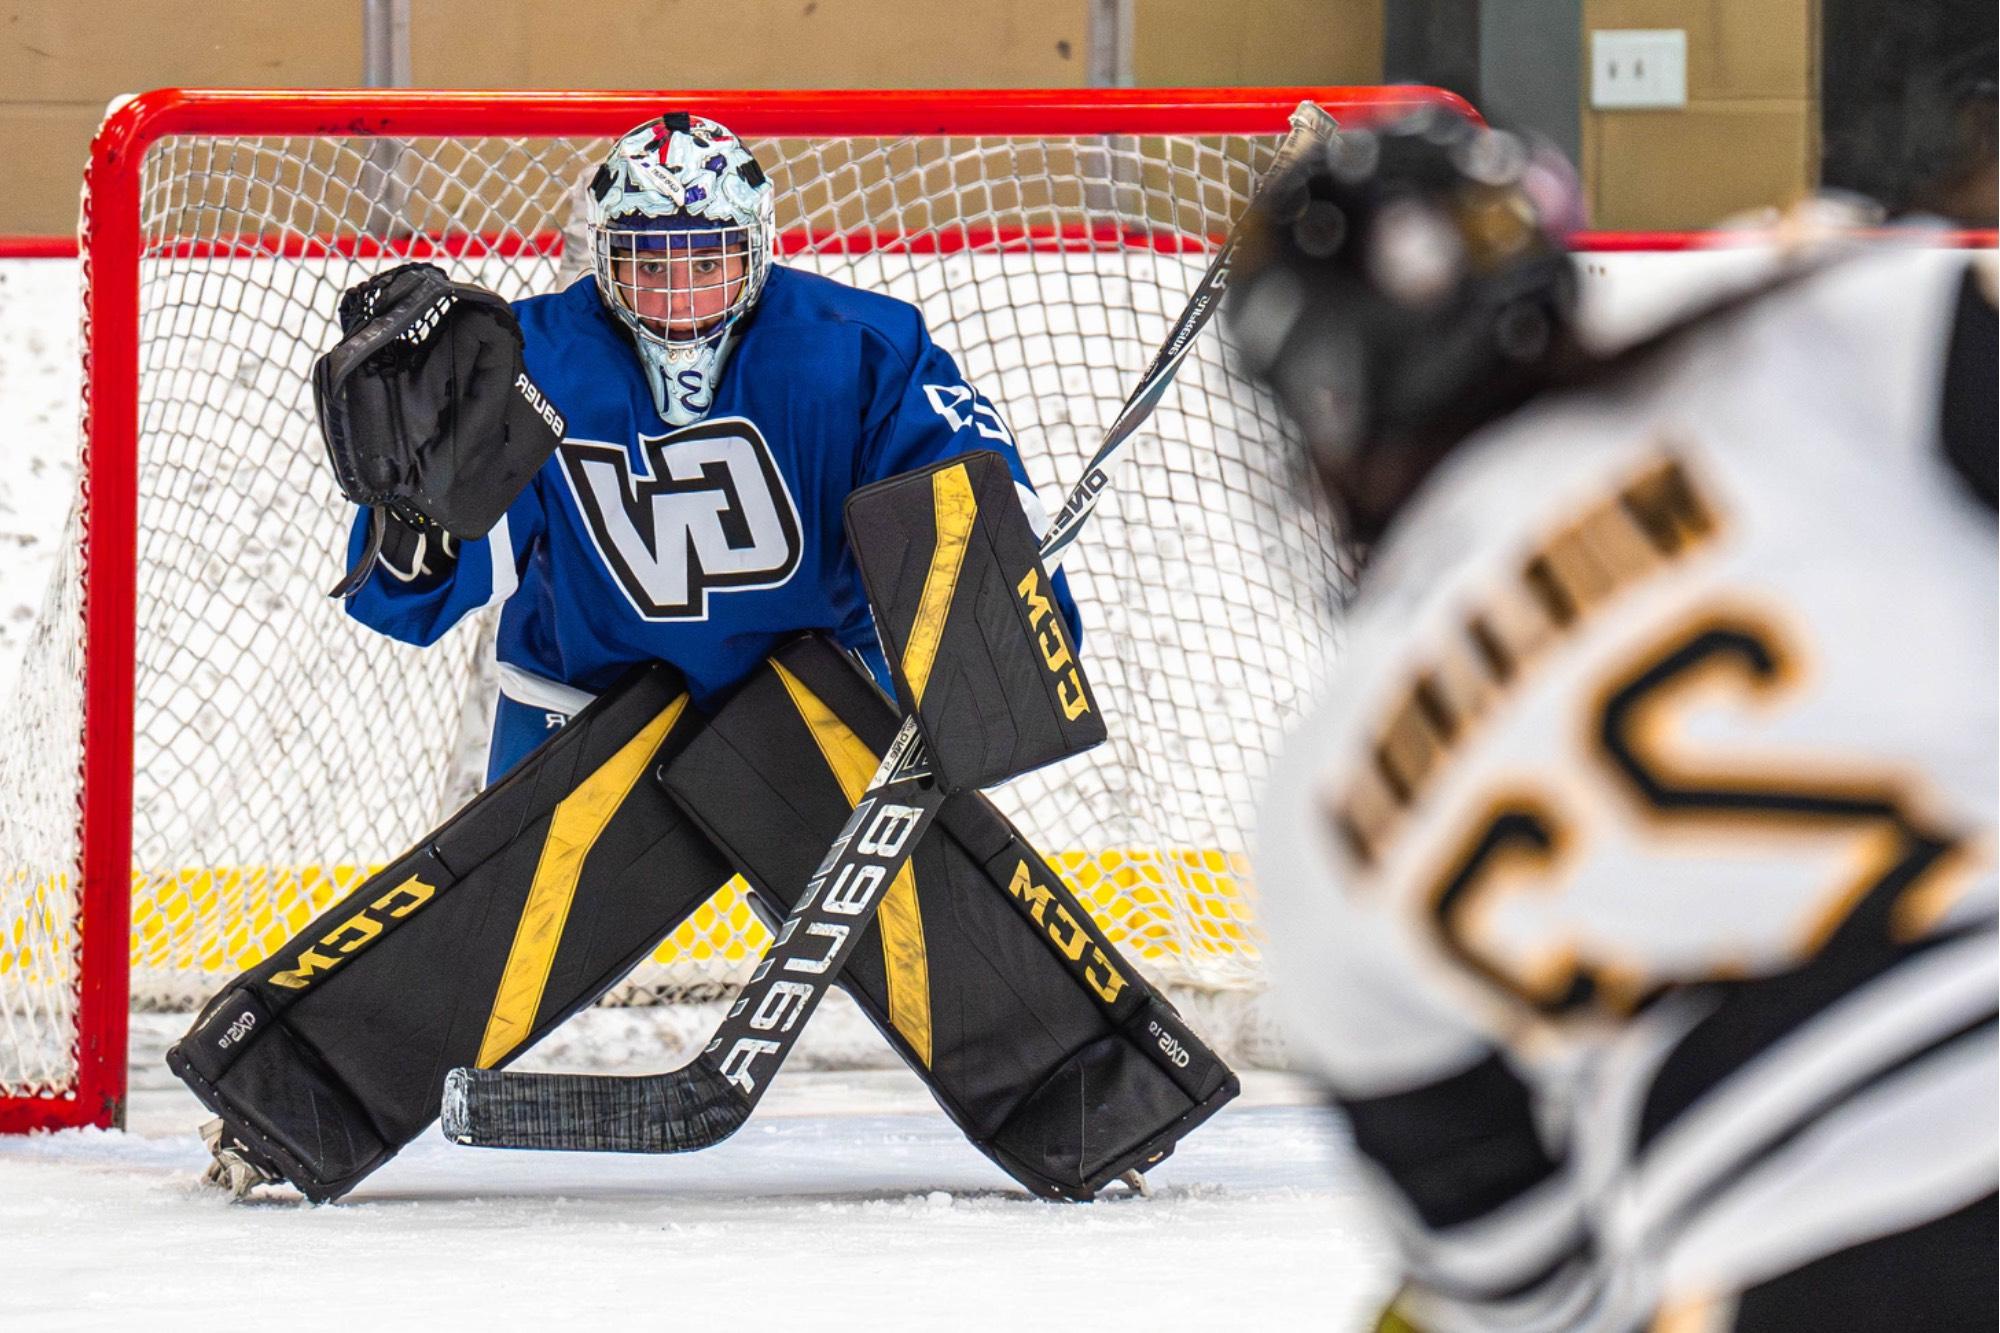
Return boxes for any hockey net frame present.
[0,86,1467,1132]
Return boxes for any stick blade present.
[440,1059,749,1153]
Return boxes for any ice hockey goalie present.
[1231,110,1996,1332]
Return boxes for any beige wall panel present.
[1583,0,1812,100]
[2,2,363,102]
[1590,101,1814,228]
[0,103,108,234]
[1134,0,1382,87]
[408,0,1090,89]
[0,0,1384,236]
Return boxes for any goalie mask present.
[1226,108,1585,546]
[588,113,776,427]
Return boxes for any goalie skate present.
[1118,1169,1154,1198]
[198,1118,283,1201]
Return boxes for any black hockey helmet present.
[1227,107,1585,544]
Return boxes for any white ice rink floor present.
[2,1060,1393,1332]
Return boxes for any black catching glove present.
[313,262,567,597]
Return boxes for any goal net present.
[0,88,1452,1130]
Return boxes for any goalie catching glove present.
[313,262,567,596]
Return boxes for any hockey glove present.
[845,450,1104,792]
[313,262,567,596]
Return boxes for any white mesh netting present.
[1,122,1353,1106]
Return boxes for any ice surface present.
[0,1065,1394,1331]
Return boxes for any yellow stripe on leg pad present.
[771,660,932,1067]
[901,462,979,709]
[476,694,688,1069]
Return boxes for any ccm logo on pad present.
[1015,568,1091,722]
[266,875,437,991]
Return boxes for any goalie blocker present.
[843,449,1106,792]
[169,638,1235,1202]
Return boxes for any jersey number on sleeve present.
[923,383,1016,447]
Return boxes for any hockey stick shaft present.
[441,102,1339,1154]
[1040,107,1335,566]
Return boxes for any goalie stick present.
[440,101,1340,1154]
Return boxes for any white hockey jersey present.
[1258,245,1997,1331]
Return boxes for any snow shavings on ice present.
[2,1070,1394,1331]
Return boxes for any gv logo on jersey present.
[559,416,803,619]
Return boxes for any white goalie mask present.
[587,114,776,426]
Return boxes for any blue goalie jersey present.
[343,267,1081,780]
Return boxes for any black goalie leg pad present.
[166,665,734,1201]
[661,635,1238,1200]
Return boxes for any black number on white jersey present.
[558,416,803,620]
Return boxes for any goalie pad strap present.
[660,634,1237,1199]
[167,665,733,1202]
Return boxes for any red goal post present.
[5,84,1469,1133]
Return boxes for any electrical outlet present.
[1591,29,1688,109]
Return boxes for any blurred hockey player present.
[338,112,1079,779]
[1229,109,1996,1330]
